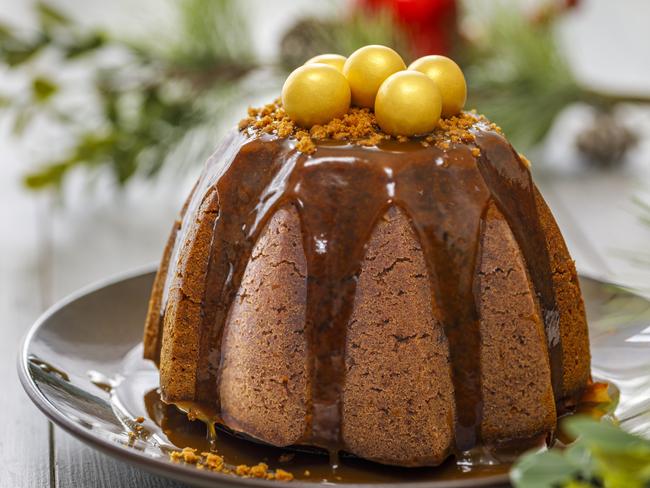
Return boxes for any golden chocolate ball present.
[282,64,351,128]
[375,71,442,137]
[408,55,466,117]
[305,53,347,72]
[343,45,406,108]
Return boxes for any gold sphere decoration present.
[305,54,347,72]
[282,64,351,128]
[343,45,406,108]
[408,55,466,117]
[375,71,442,137]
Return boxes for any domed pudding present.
[144,45,589,470]
[143,107,590,467]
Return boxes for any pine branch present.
[461,8,582,151]
[461,7,650,153]
[0,0,257,192]
[279,9,412,71]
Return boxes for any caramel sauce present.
[158,120,563,456]
[144,388,512,483]
[139,381,614,482]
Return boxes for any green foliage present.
[32,77,58,102]
[332,9,411,59]
[279,9,411,71]
[0,0,255,192]
[36,1,72,28]
[511,416,650,488]
[1,0,415,193]
[3,2,647,192]
[168,0,254,69]
[511,449,582,488]
[462,8,582,152]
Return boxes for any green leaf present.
[564,417,650,454]
[511,449,579,488]
[462,6,582,151]
[72,133,116,162]
[0,22,13,41]
[512,417,650,488]
[23,132,118,190]
[24,161,71,189]
[2,40,45,66]
[36,2,71,28]
[32,76,58,102]
[64,32,106,59]
[564,442,594,470]
[562,481,594,488]
[16,0,254,193]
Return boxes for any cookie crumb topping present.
[240,99,503,157]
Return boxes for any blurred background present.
[1,0,650,307]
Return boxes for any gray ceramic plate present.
[18,267,650,488]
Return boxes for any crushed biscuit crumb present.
[240,99,502,158]
[201,452,225,471]
[169,447,201,464]
[169,448,294,481]
[250,463,269,478]
[275,469,294,481]
[236,465,250,476]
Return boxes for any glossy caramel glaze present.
[143,388,515,482]
[144,116,589,463]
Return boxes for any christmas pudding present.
[143,46,590,468]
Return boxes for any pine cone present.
[576,112,639,168]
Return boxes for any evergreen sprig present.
[2,2,648,191]
[0,1,409,192]
[0,0,255,191]
[461,8,583,151]
[279,9,411,71]
[511,416,650,487]
[460,5,650,155]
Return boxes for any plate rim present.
[26,264,640,487]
